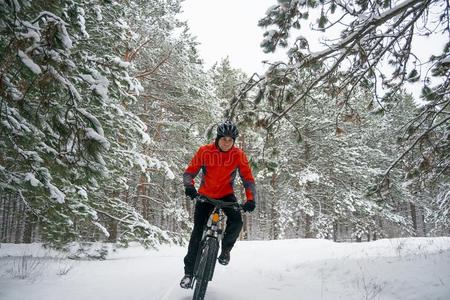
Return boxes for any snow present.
[165,167,175,180]
[47,50,62,62]
[77,108,105,137]
[77,188,88,199]
[438,190,450,209]
[17,149,43,163]
[297,168,321,185]
[77,7,89,38]
[111,56,130,68]
[24,172,41,187]
[1,237,449,300]
[47,183,65,203]
[266,5,279,14]
[18,50,42,74]
[79,68,111,102]
[35,11,73,49]
[140,130,150,144]
[85,127,110,149]
[94,5,103,21]
[92,221,110,238]
[20,28,41,45]
[115,18,130,30]
[261,29,278,45]
[57,24,73,50]
[442,54,450,64]
[2,75,23,100]
[48,66,81,101]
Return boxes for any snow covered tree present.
[255,0,449,183]
[210,56,247,101]
[105,0,223,243]
[0,0,177,247]
[227,62,426,241]
[220,0,449,240]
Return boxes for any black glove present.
[242,200,255,212]
[185,186,198,200]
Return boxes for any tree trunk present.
[421,213,427,236]
[1,196,8,242]
[333,221,338,242]
[303,136,314,239]
[241,214,248,240]
[269,172,279,240]
[23,209,35,244]
[139,175,149,220]
[270,199,280,239]
[410,202,417,236]
[14,202,24,243]
[8,195,16,243]
[107,220,118,242]
[305,214,312,238]
[296,214,302,238]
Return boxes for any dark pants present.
[183,194,243,275]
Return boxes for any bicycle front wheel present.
[193,277,208,300]
[193,238,219,300]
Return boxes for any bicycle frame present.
[191,196,241,299]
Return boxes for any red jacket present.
[183,143,256,201]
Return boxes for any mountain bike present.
[191,195,242,300]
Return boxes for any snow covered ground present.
[1,237,450,300]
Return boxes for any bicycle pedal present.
[218,258,229,265]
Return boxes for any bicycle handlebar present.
[194,195,243,210]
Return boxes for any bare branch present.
[134,48,173,79]
[381,114,450,181]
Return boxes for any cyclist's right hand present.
[242,200,255,212]
[185,186,198,199]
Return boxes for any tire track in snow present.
[158,281,191,300]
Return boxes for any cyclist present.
[180,120,257,289]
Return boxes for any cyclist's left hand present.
[185,185,198,200]
[242,200,255,212]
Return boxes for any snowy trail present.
[1,238,450,300]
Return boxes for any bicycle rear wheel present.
[193,238,219,300]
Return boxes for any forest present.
[1,0,449,249]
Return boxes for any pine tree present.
[228,63,423,240]
[0,0,179,247]
[210,57,247,101]
[225,0,449,240]
[255,0,449,182]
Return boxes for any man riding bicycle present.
[180,120,257,289]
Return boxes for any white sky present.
[180,0,284,75]
[180,0,446,103]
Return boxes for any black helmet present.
[216,120,239,139]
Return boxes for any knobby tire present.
[193,238,219,300]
